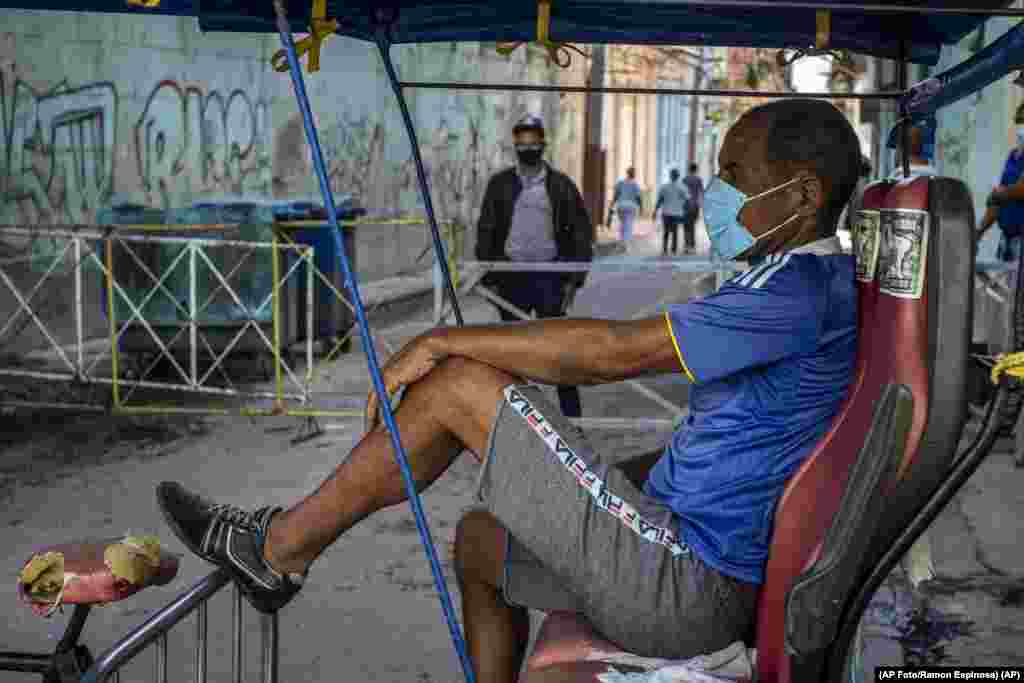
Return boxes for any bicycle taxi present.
[1,1,1023,682]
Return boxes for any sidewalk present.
[858,425,1024,669]
[358,235,630,310]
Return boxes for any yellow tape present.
[86,218,448,232]
[105,239,120,409]
[991,351,1024,384]
[271,0,338,74]
[277,218,451,229]
[272,229,284,407]
[537,0,551,43]
[126,0,161,7]
[113,404,362,419]
[815,9,831,50]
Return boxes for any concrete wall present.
[0,11,587,268]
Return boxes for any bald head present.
[748,99,862,237]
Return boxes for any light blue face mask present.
[703,176,801,261]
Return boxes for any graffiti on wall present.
[1,37,579,232]
[1,67,273,225]
[319,112,385,205]
[134,79,271,207]
[1,70,117,224]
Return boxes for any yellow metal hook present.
[496,0,586,69]
[271,0,338,73]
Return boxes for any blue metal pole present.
[270,4,476,681]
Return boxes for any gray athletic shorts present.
[474,384,759,660]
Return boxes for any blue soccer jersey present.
[645,237,857,585]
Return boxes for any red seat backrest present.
[871,177,931,490]
[754,180,892,683]
[756,175,975,683]
[860,175,973,600]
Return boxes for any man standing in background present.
[474,114,594,418]
[977,104,1024,263]
[682,163,705,254]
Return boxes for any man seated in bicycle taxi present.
[156,98,861,682]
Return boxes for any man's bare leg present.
[456,510,530,683]
[262,356,510,574]
[158,356,531,681]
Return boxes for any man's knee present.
[417,357,519,451]
[431,357,518,399]
[454,509,507,587]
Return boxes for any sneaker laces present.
[209,503,261,531]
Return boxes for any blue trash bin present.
[291,217,357,342]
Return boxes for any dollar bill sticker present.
[852,209,881,283]
[879,209,929,299]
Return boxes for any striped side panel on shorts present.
[503,386,690,557]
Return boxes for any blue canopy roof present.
[1,0,1014,66]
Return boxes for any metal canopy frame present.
[397,81,907,99]
[643,1,1024,16]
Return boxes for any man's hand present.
[988,190,1007,208]
[978,206,998,242]
[561,281,579,314]
[364,333,449,434]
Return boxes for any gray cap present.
[513,114,545,136]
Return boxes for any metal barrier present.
[0,225,323,416]
[0,219,451,420]
[1,222,720,428]
[81,569,279,683]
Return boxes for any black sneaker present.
[156,482,306,614]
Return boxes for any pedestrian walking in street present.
[655,168,691,255]
[611,167,643,242]
[682,163,705,254]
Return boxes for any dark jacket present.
[475,164,594,289]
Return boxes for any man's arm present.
[608,184,620,223]
[424,316,682,386]
[991,177,1024,204]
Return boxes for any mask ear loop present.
[755,212,802,243]
[745,176,806,244]
[744,175,803,203]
